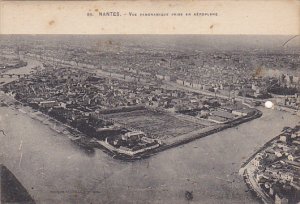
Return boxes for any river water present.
[0,60,299,204]
[0,58,42,84]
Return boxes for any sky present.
[1,35,300,51]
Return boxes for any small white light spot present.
[265,101,274,109]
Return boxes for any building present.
[122,130,146,141]
[232,109,254,116]
[39,100,58,108]
[275,193,289,204]
[280,172,293,182]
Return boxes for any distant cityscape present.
[0,36,299,203]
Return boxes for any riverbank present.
[1,98,299,203]
[239,135,279,204]
[238,123,283,203]
[239,126,300,204]
[0,93,95,153]
[92,108,262,161]
[0,89,263,161]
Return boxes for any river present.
[0,57,42,84]
[0,59,299,204]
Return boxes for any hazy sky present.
[1,35,300,51]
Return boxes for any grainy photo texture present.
[0,35,299,204]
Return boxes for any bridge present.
[0,74,30,79]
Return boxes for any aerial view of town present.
[241,125,300,204]
[0,35,299,203]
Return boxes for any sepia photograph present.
[0,35,299,203]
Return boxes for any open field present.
[102,108,206,139]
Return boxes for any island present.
[1,65,261,160]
